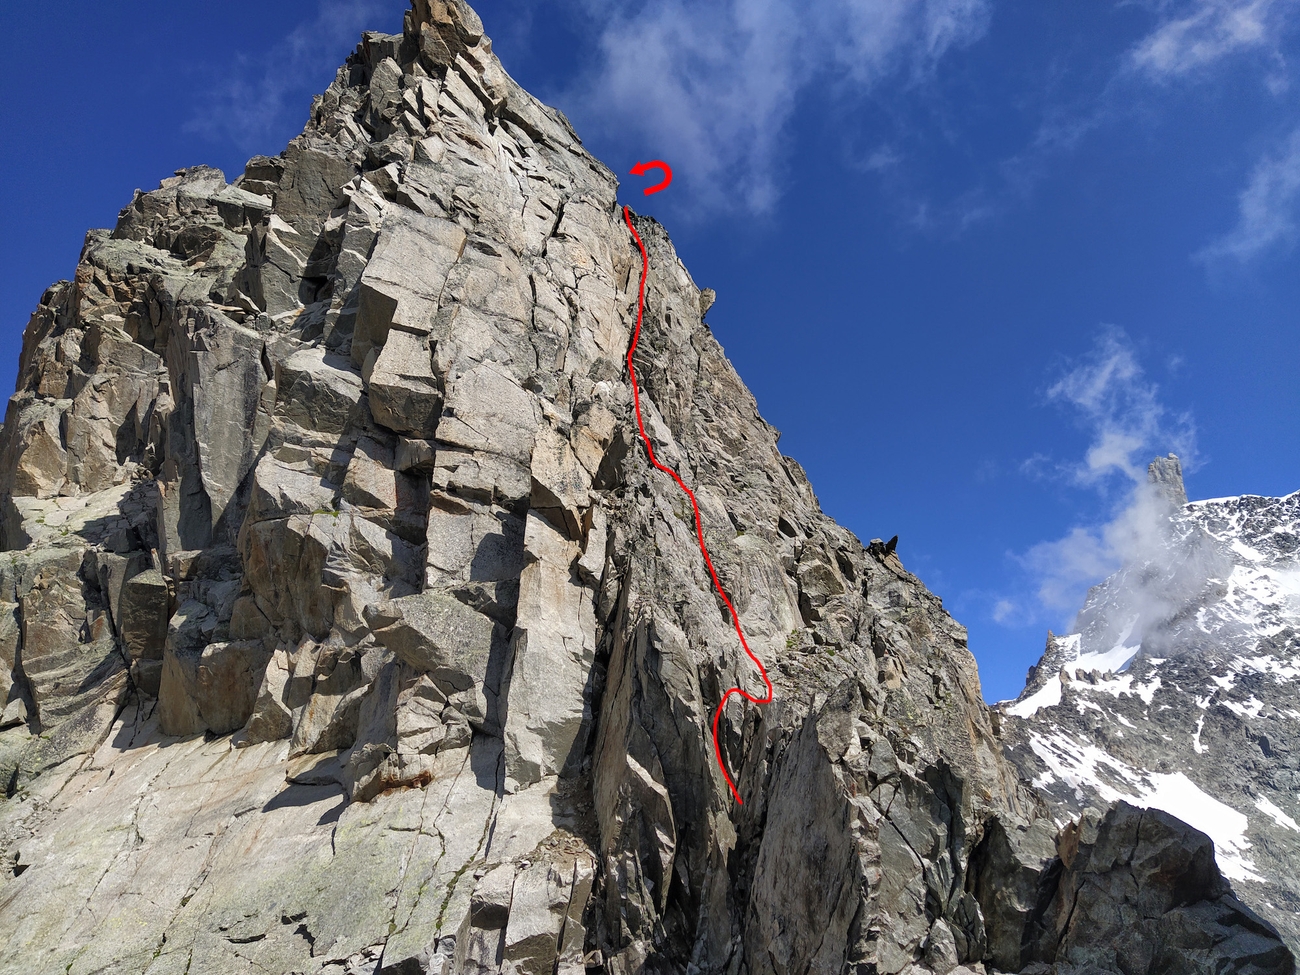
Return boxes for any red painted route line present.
[622,205,773,806]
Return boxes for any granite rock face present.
[0,4,1292,975]
[1023,802,1293,975]
[1001,456,1300,957]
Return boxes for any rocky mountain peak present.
[1148,452,1188,508]
[0,5,1293,974]
[1001,458,1300,955]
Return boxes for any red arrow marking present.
[622,205,773,806]
[629,160,673,196]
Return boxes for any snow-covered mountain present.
[1000,455,1300,953]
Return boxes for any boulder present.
[501,860,579,975]
[117,569,170,662]
[365,591,502,727]
[1024,802,1296,975]
[158,639,273,736]
[455,862,517,974]
[237,646,294,745]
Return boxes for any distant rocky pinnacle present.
[1002,454,1300,957]
[1148,452,1189,508]
[0,3,1292,974]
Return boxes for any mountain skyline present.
[1001,456,1300,951]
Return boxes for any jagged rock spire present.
[1147,452,1187,507]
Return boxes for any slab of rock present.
[503,510,597,789]
[351,209,466,369]
[436,361,539,466]
[425,494,527,593]
[239,645,294,745]
[1023,802,1295,975]
[343,436,399,510]
[275,347,366,436]
[395,435,437,474]
[368,328,441,436]
[968,813,1059,972]
[117,568,170,662]
[5,401,68,498]
[187,311,275,529]
[0,604,21,727]
[529,422,591,538]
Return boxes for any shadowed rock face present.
[1028,803,1292,975]
[0,4,1292,975]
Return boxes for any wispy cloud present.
[1122,1,1300,267]
[1129,0,1294,80]
[186,0,407,156]
[998,329,1198,623]
[1197,127,1300,263]
[1043,327,1195,486]
[565,0,990,214]
[965,0,1298,249]
[1021,486,1183,615]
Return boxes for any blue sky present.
[2,0,1297,701]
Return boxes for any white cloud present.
[566,0,989,213]
[1022,485,1184,615]
[864,146,904,172]
[1129,0,1294,79]
[991,599,1014,622]
[1197,127,1300,263]
[1122,1,1300,267]
[186,0,407,154]
[1045,328,1195,486]
[1001,330,1198,623]
[965,0,1294,249]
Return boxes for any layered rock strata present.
[0,4,1292,974]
